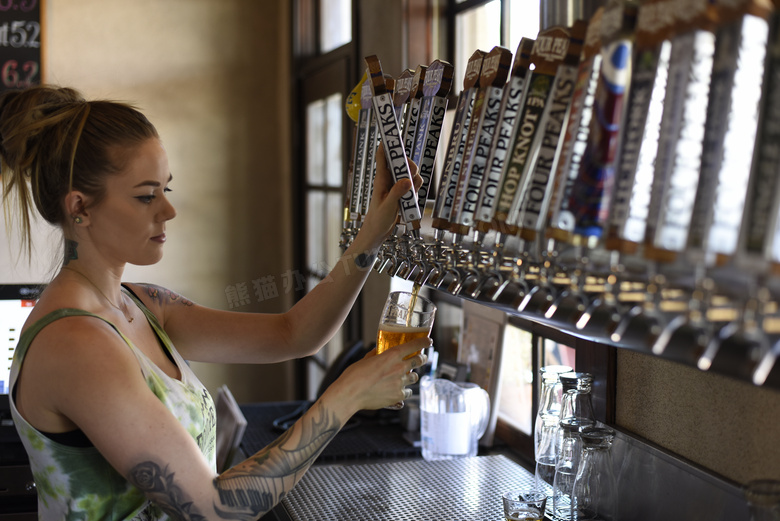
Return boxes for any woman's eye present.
[136,195,155,204]
[164,187,173,194]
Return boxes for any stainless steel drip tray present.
[281,455,535,521]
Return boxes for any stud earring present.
[74,216,83,224]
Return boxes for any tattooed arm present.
[19,309,428,520]
[128,402,342,520]
[116,334,429,520]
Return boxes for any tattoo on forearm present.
[127,406,342,520]
[129,461,207,521]
[354,251,377,270]
[143,283,194,306]
[212,404,342,519]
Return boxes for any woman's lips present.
[151,233,167,243]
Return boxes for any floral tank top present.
[9,289,217,520]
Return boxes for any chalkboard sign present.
[0,0,41,91]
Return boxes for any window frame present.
[291,0,361,399]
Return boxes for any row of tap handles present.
[340,0,780,387]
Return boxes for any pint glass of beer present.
[377,291,436,409]
[376,291,436,357]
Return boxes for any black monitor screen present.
[1,284,43,395]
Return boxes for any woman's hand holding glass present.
[330,337,430,412]
[376,291,436,409]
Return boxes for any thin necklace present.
[62,266,135,323]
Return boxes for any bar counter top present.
[240,401,538,521]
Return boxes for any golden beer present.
[376,323,431,357]
[376,290,435,409]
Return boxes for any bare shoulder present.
[16,313,146,432]
[24,313,140,381]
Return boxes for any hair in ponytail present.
[0,85,159,258]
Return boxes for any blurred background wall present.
[0,0,295,402]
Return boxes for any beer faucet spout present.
[436,267,462,294]
[415,262,439,287]
[377,252,396,275]
[460,269,481,297]
[404,261,423,281]
[392,257,411,278]
[467,270,498,300]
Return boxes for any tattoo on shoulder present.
[142,284,194,307]
[129,461,207,521]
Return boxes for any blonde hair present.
[0,85,159,258]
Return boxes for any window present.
[454,0,502,88]
[320,0,352,53]
[506,0,541,55]
[543,338,576,370]
[293,0,357,398]
[496,324,574,442]
[295,0,353,57]
[449,0,541,96]
[303,93,349,400]
[498,323,535,435]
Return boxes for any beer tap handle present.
[492,28,574,241]
[449,46,512,240]
[431,50,485,235]
[392,69,415,125]
[643,0,714,264]
[474,38,536,246]
[343,72,372,242]
[604,0,675,255]
[365,55,423,234]
[513,22,587,250]
[565,1,637,245]
[413,59,454,208]
[402,65,427,161]
[546,8,603,245]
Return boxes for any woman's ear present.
[63,190,90,226]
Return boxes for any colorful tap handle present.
[565,0,637,243]
[547,8,604,243]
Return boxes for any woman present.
[3,85,428,520]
